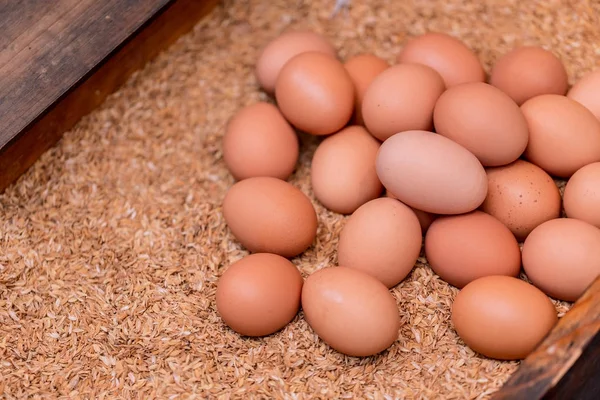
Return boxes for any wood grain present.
[491,276,600,400]
[0,0,219,193]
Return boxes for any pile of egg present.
[215,30,600,360]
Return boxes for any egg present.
[452,275,558,360]
[216,253,303,336]
[361,64,445,141]
[222,102,299,181]
[522,218,600,302]
[255,30,337,94]
[433,82,529,167]
[275,51,355,136]
[568,69,600,121]
[310,125,383,214]
[223,177,318,258]
[480,159,561,242]
[563,162,600,228]
[489,46,569,106]
[344,53,390,125]
[425,211,521,288]
[521,94,600,178]
[376,130,488,215]
[386,190,436,233]
[396,32,485,87]
[337,198,422,288]
[301,266,400,357]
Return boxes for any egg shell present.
[361,63,446,141]
[275,51,355,136]
[452,275,558,360]
[216,253,304,337]
[490,46,569,106]
[396,32,485,87]
[563,162,600,228]
[344,53,390,126]
[480,159,561,242]
[255,30,337,94]
[310,125,383,214]
[376,130,488,215]
[522,218,600,302]
[521,94,600,178]
[386,190,436,233]
[223,177,318,258]
[222,102,299,181]
[433,82,529,167]
[301,266,400,357]
[568,69,600,121]
[337,198,422,288]
[425,211,521,288]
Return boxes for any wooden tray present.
[1,1,598,398]
[0,0,218,193]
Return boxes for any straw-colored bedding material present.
[1,0,598,398]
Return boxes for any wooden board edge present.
[491,276,600,400]
[0,0,220,194]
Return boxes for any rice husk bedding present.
[1,0,598,398]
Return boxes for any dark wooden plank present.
[491,276,600,400]
[0,0,75,56]
[0,0,219,193]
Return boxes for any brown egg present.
[521,94,600,178]
[481,160,561,242]
[216,253,303,336]
[223,102,299,181]
[396,32,485,87]
[344,53,390,125]
[376,130,488,215]
[255,30,337,94]
[337,198,422,288]
[567,69,600,120]
[452,275,557,360]
[490,46,569,105]
[361,64,445,141]
[311,126,383,214]
[425,211,521,288]
[522,218,600,302]
[433,82,529,167]
[386,190,436,233]
[223,177,318,258]
[275,51,354,136]
[301,266,400,357]
[564,162,600,228]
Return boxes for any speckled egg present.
[480,159,561,242]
